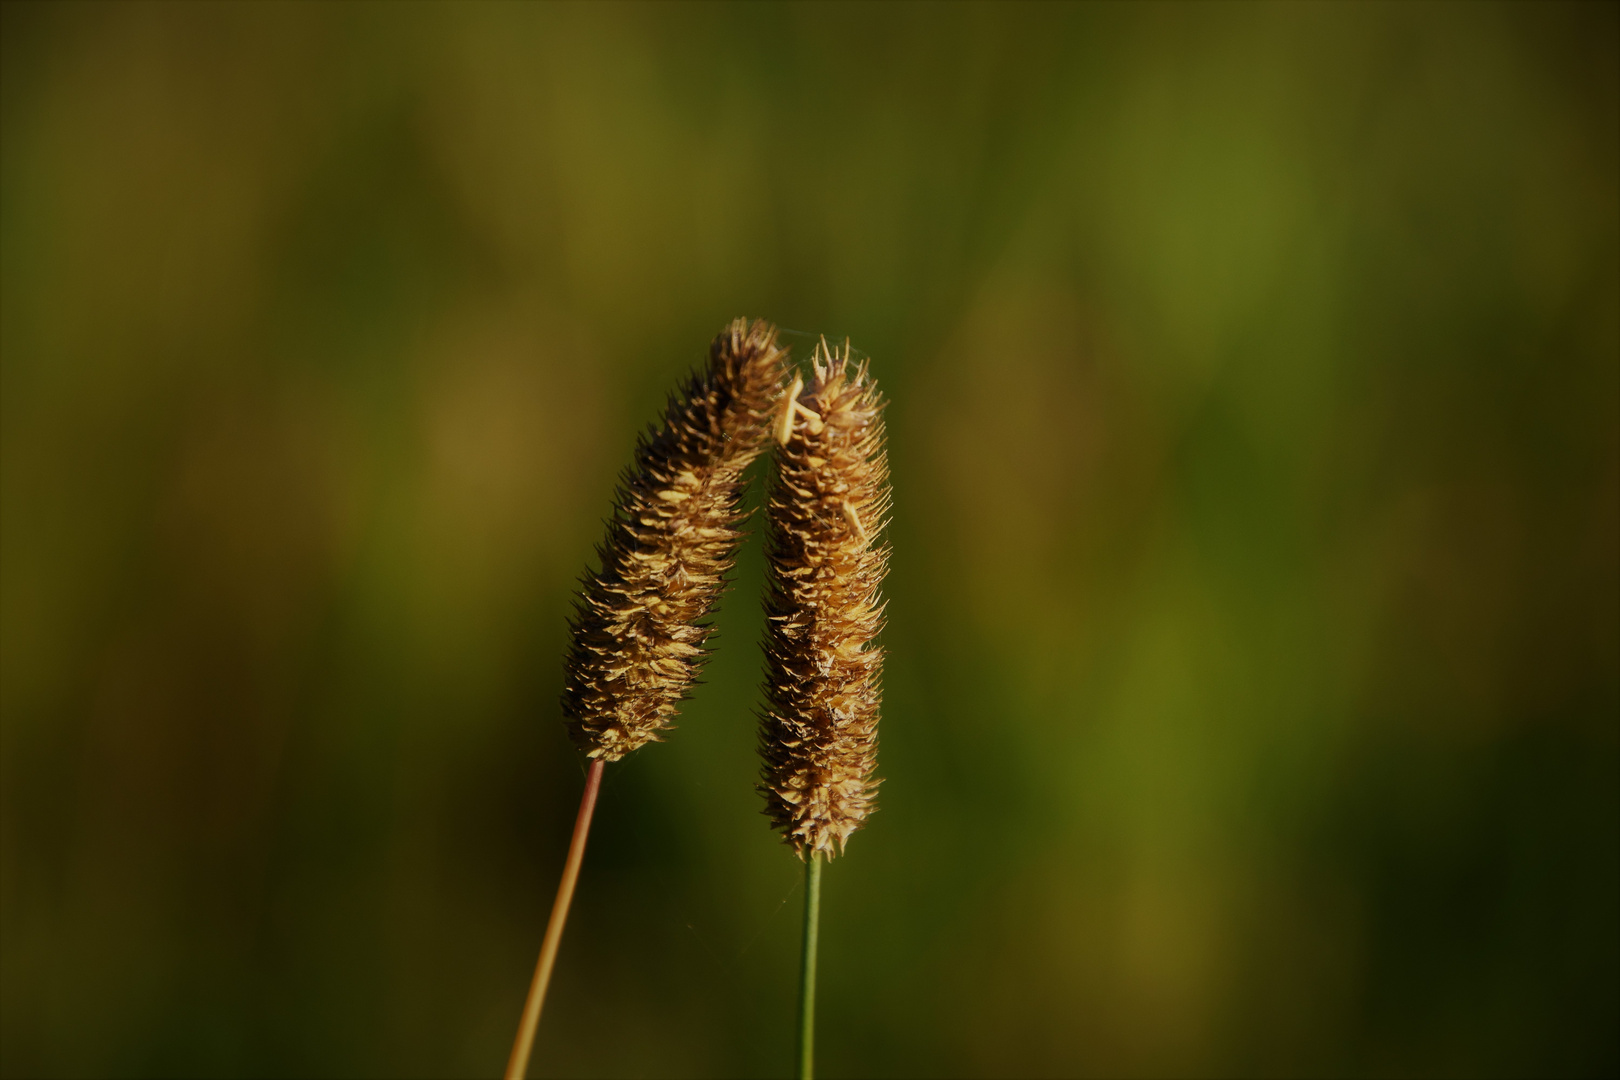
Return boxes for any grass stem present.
[798,852,822,1080]
[505,758,606,1080]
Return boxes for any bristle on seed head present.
[563,319,788,761]
[759,339,890,859]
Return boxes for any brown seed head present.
[563,319,788,760]
[759,339,891,859]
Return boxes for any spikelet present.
[759,339,891,859]
[563,319,788,761]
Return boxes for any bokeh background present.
[2,3,1616,1077]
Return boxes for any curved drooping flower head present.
[563,319,788,761]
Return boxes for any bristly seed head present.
[758,339,890,859]
[563,319,788,761]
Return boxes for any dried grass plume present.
[759,340,891,859]
[563,319,787,761]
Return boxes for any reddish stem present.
[505,757,606,1080]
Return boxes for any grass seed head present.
[759,339,890,859]
[563,318,788,761]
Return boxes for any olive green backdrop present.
[2,3,1616,1077]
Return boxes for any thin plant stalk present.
[505,758,606,1080]
[798,852,823,1080]
[760,342,889,1079]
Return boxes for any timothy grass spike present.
[759,339,890,859]
[563,318,788,761]
[511,320,788,1080]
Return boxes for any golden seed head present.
[563,319,788,761]
[758,339,891,859]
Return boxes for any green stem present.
[798,852,822,1080]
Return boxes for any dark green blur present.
[2,3,1615,1077]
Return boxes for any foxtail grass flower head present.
[563,319,788,761]
[759,339,890,859]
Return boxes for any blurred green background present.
[2,3,1616,1077]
